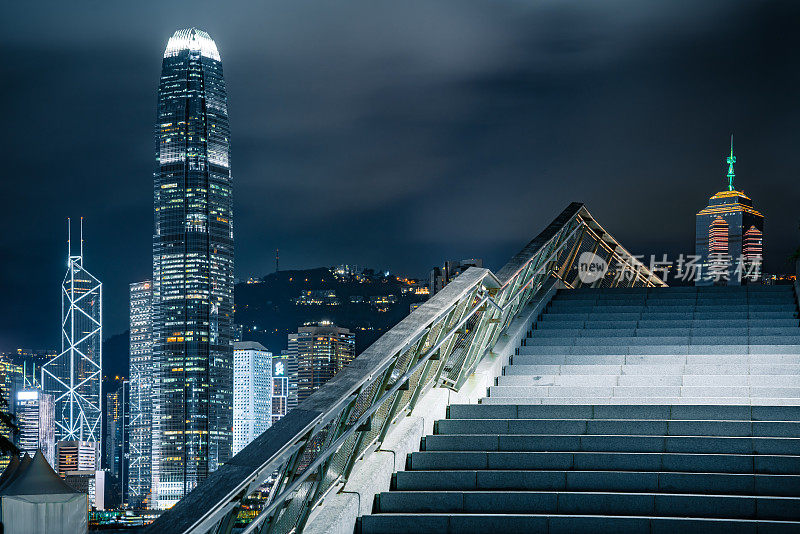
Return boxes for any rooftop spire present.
[726,134,735,191]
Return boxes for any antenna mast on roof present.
[726,134,736,192]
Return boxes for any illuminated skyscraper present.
[271,357,290,424]
[42,219,101,466]
[15,390,56,468]
[695,137,764,285]
[151,28,234,508]
[104,385,123,478]
[289,322,355,404]
[0,354,22,469]
[127,281,152,509]
[232,342,272,455]
[276,349,298,411]
[5,348,56,389]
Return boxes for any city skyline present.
[2,5,800,530]
[3,1,800,351]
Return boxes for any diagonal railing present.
[146,202,665,534]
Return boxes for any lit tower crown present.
[726,134,736,191]
[42,218,102,445]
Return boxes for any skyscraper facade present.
[42,221,102,466]
[127,281,152,509]
[271,357,289,425]
[15,390,56,468]
[56,440,98,475]
[5,348,56,390]
[57,439,104,509]
[151,28,234,508]
[289,322,355,404]
[104,386,123,478]
[232,342,272,455]
[696,139,764,285]
[0,354,22,470]
[276,349,299,411]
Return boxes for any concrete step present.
[546,302,796,310]
[488,385,800,399]
[496,375,800,388]
[421,434,800,455]
[503,364,800,376]
[560,286,793,293]
[533,328,800,337]
[544,312,800,320]
[512,354,800,366]
[447,404,800,420]
[527,337,800,347]
[553,294,793,302]
[372,490,800,520]
[536,319,799,329]
[358,513,800,534]
[408,451,800,475]
[435,418,800,438]
[517,346,800,357]
[478,397,800,406]
[547,305,796,313]
[393,470,800,496]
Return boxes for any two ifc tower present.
[695,136,764,285]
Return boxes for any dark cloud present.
[1,0,799,350]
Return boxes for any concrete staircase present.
[492,285,800,405]
[358,286,800,533]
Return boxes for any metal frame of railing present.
[146,202,666,534]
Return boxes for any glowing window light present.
[708,216,729,255]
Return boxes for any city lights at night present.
[1,2,800,533]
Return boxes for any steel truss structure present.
[42,219,102,447]
[148,203,665,534]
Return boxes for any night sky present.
[2,1,799,350]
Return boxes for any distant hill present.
[99,268,427,373]
[235,268,427,355]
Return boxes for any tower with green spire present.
[727,134,735,191]
[695,135,764,285]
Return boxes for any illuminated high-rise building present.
[57,439,104,509]
[42,219,101,468]
[232,342,272,455]
[0,354,22,469]
[127,280,152,509]
[276,349,298,411]
[15,390,56,468]
[104,385,123,478]
[695,137,764,285]
[56,440,98,475]
[289,322,355,404]
[151,28,234,508]
[4,348,56,389]
[271,357,290,424]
